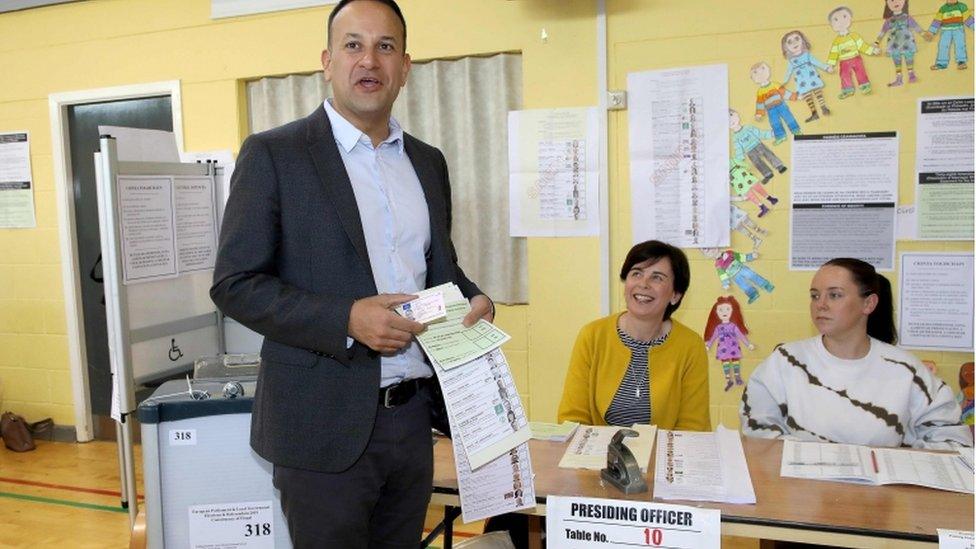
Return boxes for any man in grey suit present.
[210,0,493,546]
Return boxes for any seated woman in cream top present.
[741,258,973,449]
[557,240,710,430]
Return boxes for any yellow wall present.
[0,0,971,429]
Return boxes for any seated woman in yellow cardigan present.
[558,240,710,429]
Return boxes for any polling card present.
[396,292,447,324]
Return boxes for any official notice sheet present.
[559,424,657,472]
[915,97,974,240]
[0,131,36,228]
[653,426,756,504]
[898,252,974,352]
[790,132,899,270]
[436,348,531,470]
[781,440,974,493]
[508,107,600,237]
[117,175,218,284]
[546,496,720,548]
[628,64,729,248]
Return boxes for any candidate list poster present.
[628,64,729,248]
[790,132,898,271]
[898,252,974,352]
[915,97,974,240]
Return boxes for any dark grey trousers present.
[273,388,434,548]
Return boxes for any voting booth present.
[138,379,291,549]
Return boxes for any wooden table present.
[429,436,974,548]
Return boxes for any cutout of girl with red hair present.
[704,296,755,391]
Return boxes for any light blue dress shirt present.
[324,100,433,387]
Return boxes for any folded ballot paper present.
[408,283,510,370]
[559,424,657,472]
[653,426,757,504]
[530,421,580,443]
[781,440,975,494]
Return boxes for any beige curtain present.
[246,53,527,303]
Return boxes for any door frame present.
[48,81,184,441]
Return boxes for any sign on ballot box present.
[545,496,720,548]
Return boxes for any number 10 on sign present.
[545,496,720,548]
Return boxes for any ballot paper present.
[394,291,447,324]
[558,424,657,472]
[653,427,756,504]
[435,348,531,470]
[529,421,580,442]
[451,432,536,523]
[781,440,975,494]
[414,283,510,369]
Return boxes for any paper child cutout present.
[827,6,881,98]
[701,248,775,304]
[704,296,755,391]
[730,109,786,184]
[750,61,801,144]
[730,204,767,251]
[874,0,932,86]
[928,0,974,70]
[729,160,779,218]
[959,362,974,434]
[781,30,833,122]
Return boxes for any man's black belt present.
[379,378,425,408]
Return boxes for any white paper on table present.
[914,97,974,240]
[529,421,580,442]
[558,424,656,472]
[434,348,531,470]
[546,496,721,548]
[99,125,180,162]
[653,426,756,504]
[627,64,729,248]
[0,131,36,229]
[898,252,974,352]
[781,440,975,494]
[937,529,974,549]
[508,107,600,237]
[414,283,510,370]
[452,436,536,524]
[789,132,899,271]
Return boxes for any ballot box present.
[138,379,292,548]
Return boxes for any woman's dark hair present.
[619,240,690,321]
[328,0,407,49]
[823,258,897,344]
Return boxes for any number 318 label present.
[189,501,275,549]
[169,429,196,446]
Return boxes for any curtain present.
[246,53,527,303]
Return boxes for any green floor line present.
[0,491,128,514]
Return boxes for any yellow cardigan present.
[557,314,711,430]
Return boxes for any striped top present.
[604,326,669,426]
[929,2,973,32]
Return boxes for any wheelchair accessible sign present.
[546,496,720,548]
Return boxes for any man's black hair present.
[328,0,407,50]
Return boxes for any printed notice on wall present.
[790,133,898,271]
[508,107,600,237]
[628,64,729,248]
[546,496,720,548]
[188,500,275,549]
[898,252,974,352]
[915,97,974,240]
[0,132,36,228]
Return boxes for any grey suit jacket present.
[211,105,482,472]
